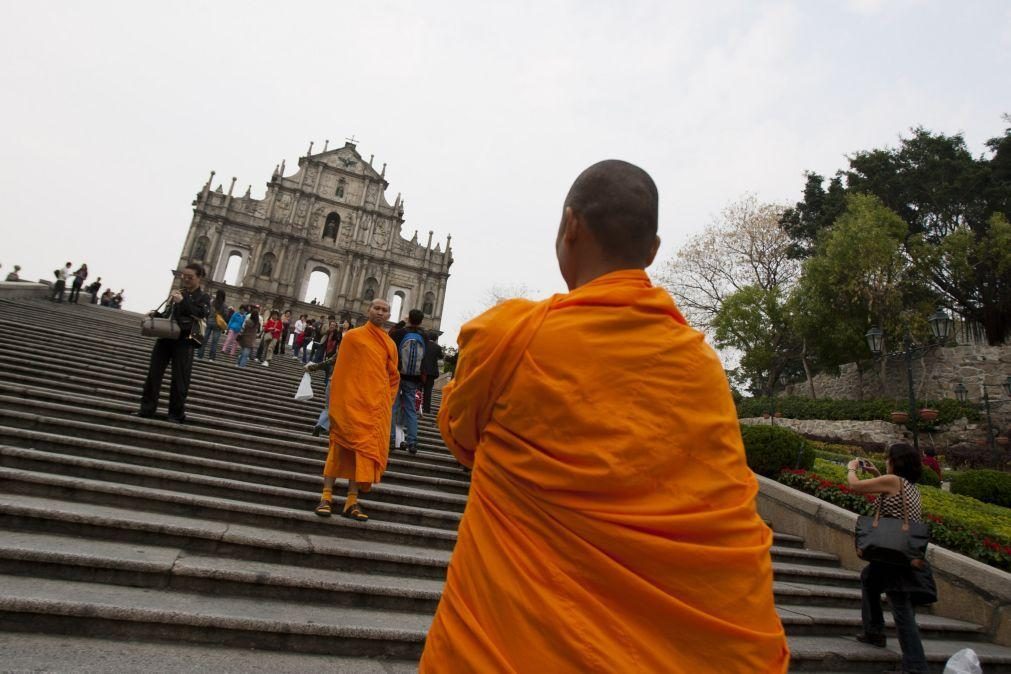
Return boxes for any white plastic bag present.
[294,372,314,401]
[944,648,982,674]
[395,424,406,448]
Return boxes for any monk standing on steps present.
[420,160,789,673]
[314,299,399,521]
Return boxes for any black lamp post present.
[865,308,953,455]
[957,376,1011,463]
[770,371,788,427]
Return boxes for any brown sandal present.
[314,500,332,517]
[341,503,369,522]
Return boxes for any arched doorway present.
[390,291,405,323]
[304,268,330,305]
[223,253,243,286]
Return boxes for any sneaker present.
[407,443,418,455]
[262,361,269,367]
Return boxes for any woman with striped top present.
[846,443,932,674]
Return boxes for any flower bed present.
[776,460,1011,571]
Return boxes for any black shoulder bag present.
[855,482,930,566]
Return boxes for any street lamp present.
[770,371,788,426]
[956,376,1011,464]
[865,309,954,454]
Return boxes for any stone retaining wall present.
[757,476,1011,645]
[741,416,988,450]
[0,282,50,301]
[784,344,1011,430]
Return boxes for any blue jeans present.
[390,379,419,447]
[195,326,221,360]
[861,564,927,673]
[237,346,252,367]
[316,378,331,432]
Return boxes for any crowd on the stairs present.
[1,259,123,307]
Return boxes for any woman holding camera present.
[846,443,932,674]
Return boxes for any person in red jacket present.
[259,310,283,367]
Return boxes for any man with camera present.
[137,263,211,423]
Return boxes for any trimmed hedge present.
[951,470,1011,508]
[738,396,979,425]
[740,425,814,477]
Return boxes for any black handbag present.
[855,483,929,566]
[140,301,181,340]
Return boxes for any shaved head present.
[564,160,659,266]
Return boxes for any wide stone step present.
[773,561,862,588]
[787,634,1011,673]
[0,574,430,658]
[0,530,443,614]
[0,444,465,529]
[0,466,459,551]
[778,603,985,640]
[0,493,451,579]
[0,632,418,674]
[0,406,470,496]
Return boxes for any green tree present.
[711,285,797,396]
[792,194,934,371]
[781,121,1011,344]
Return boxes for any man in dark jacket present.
[137,263,211,423]
[388,309,426,453]
[421,331,443,414]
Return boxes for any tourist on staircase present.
[86,276,102,303]
[847,443,933,674]
[420,160,789,673]
[4,264,21,281]
[258,310,283,367]
[300,319,316,364]
[307,319,350,436]
[221,304,247,357]
[195,289,227,361]
[314,298,399,521]
[51,261,72,302]
[68,263,88,303]
[389,309,426,455]
[137,263,211,423]
[421,330,443,415]
[292,313,307,360]
[236,307,260,367]
[276,309,292,356]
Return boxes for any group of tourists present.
[44,260,121,307]
[126,159,939,673]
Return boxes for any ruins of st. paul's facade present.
[177,139,452,330]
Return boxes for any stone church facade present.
[176,140,452,330]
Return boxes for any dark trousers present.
[68,280,83,303]
[140,338,195,420]
[275,325,290,354]
[861,564,927,673]
[51,280,66,302]
[422,376,436,414]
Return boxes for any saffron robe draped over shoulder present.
[420,270,789,674]
[324,321,399,483]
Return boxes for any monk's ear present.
[561,207,581,243]
[644,235,661,267]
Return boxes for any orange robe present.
[420,270,789,673]
[324,321,399,486]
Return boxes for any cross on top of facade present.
[345,135,358,145]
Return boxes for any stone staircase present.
[0,297,1008,672]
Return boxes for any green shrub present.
[740,424,814,477]
[737,396,979,425]
[951,470,1011,508]
[918,465,941,487]
[945,442,1010,470]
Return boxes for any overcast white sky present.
[2,1,1008,344]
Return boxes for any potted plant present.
[773,412,783,418]
[918,408,939,422]
[890,411,909,425]
[997,436,1009,447]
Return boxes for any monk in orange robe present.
[314,299,399,521]
[420,161,789,673]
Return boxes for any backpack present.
[398,330,426,376]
